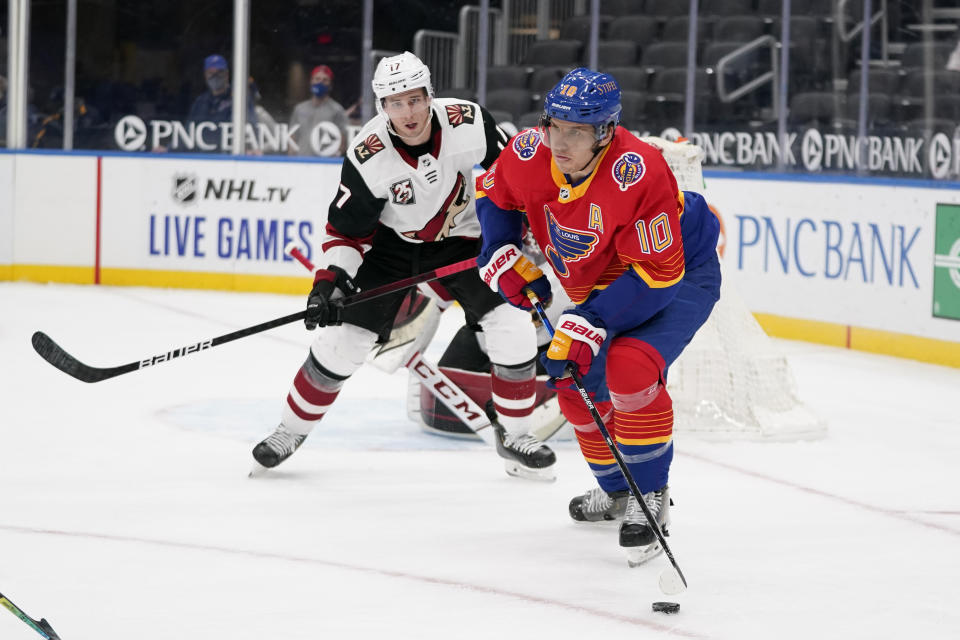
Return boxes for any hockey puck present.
[652,601,680,614]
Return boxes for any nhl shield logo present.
[172,173,199,206]
[390,178,416,205]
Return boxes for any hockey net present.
[666,262,827,441]
[648,136,827,441]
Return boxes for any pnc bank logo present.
[115,115,148,151]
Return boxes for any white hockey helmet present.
[372,51,434,120]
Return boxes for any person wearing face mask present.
[289,64,349,157]
[186,54,257,153]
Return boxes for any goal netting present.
[666,261,827,441]
[648,136,827,441]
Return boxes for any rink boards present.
[1,150,958,366]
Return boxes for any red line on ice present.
[0,523,710,638]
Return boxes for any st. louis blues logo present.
[543,206,599,278]
[612,151,645,191]
[512,128,541,161]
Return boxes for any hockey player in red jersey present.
[475,68,721,564]
[251,52,555,479]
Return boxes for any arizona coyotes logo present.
[445,103,476,127]
[390,178,416,205]
[543,207,599,277]
[402,172,469,242]
[354,133,385,164]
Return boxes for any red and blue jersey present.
[476,126,719,334]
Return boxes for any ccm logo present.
[560,319,604,347]
[482,246,518,285]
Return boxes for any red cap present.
[311,65,334,81]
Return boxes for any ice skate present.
[494,429,557,481]
[249,424,307,475]
[619,486,671,567]
[569,487,629,522]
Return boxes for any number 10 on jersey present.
[636,212,673,254]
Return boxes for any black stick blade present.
[31,331,133,383]
[37,618,62,640]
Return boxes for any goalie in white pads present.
[252,52,555,480]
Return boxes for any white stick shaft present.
[404,350,495,445]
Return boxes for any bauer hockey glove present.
[305,266,358,330]
[478,244,552,310]
[541,311,606,385]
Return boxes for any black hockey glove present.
[305,266,358,330]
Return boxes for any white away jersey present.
[340,98,494,243]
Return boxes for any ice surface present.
[2,282,958,639]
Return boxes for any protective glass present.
[538,115,599,150]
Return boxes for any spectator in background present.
[289,64,348,157]
[31,86,105,149]
[187,54,257,152]
[249,77,278,132]
[1,77,44,148]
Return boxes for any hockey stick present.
[284,246,567,446]
[0,592,62,640]
[31,257,477,383]
[282,244,497,446]
[402,349,497,445]
[526,290,688,594]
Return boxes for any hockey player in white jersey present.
[252,52,555,479]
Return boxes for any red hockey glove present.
[305,266,357,330]
[541,311,607,384]
[478,244,552,310]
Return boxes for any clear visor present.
[538,115,601,150]
[381,92,431,117]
